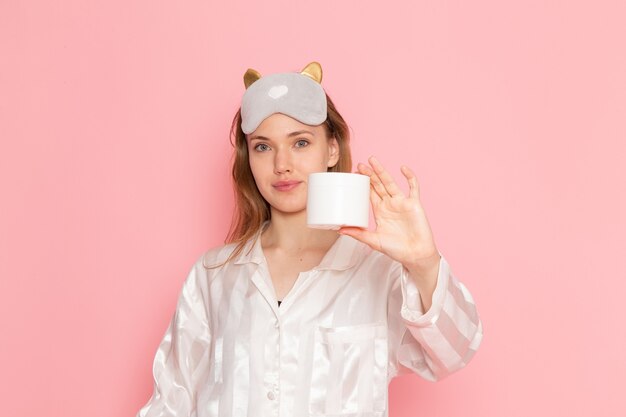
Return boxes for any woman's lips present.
[272,181,302,191]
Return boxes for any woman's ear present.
[327,137,340,168]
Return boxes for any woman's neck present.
[261,209,339,252]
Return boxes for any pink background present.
[1,1,624,416]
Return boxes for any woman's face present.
[246,113,339,216]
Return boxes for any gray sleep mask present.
[240,62,327,134]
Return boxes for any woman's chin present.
[269,205,307,217]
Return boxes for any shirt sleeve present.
[388,253,483,382]
[136,262,212,417]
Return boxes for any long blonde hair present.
[220,93,352,265]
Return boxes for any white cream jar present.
[306,172,370,230]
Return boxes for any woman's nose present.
[273,148,292,174]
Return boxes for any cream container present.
[307,172,370,229]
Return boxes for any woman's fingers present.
[401,165,420,199]
[369,156,404,197]
[357,163,386,200]
[357,164,382,204]
[369,183,382,205]
[356,162,373,176]
[358,159,420,201]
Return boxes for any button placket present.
[267,382,279,400]
[266,320,280,402]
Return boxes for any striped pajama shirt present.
[137,223,482,417]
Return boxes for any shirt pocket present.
[309,322,388,416]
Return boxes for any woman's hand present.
[338,156,441,281]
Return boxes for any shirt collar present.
[232,221,364,271]
[232,223,267,266]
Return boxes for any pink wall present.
[1,1,624,416]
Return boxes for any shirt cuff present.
[399,253,450,327]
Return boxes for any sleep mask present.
[240,62,327,134]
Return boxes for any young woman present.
[137,62,483,417]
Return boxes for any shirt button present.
[267,391,276,400]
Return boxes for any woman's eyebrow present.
[287,130,314,137]
[249,130,314,141]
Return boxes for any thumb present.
[338,227,381,252]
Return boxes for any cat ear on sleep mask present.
[240,62,328,134]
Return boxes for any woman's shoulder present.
[198,241,240,269]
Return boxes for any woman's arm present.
[136,261,212,417]
[390,254,483,381]
[339,156,483,381]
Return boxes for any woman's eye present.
[255,143,270,152]
[295,139,309,148]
